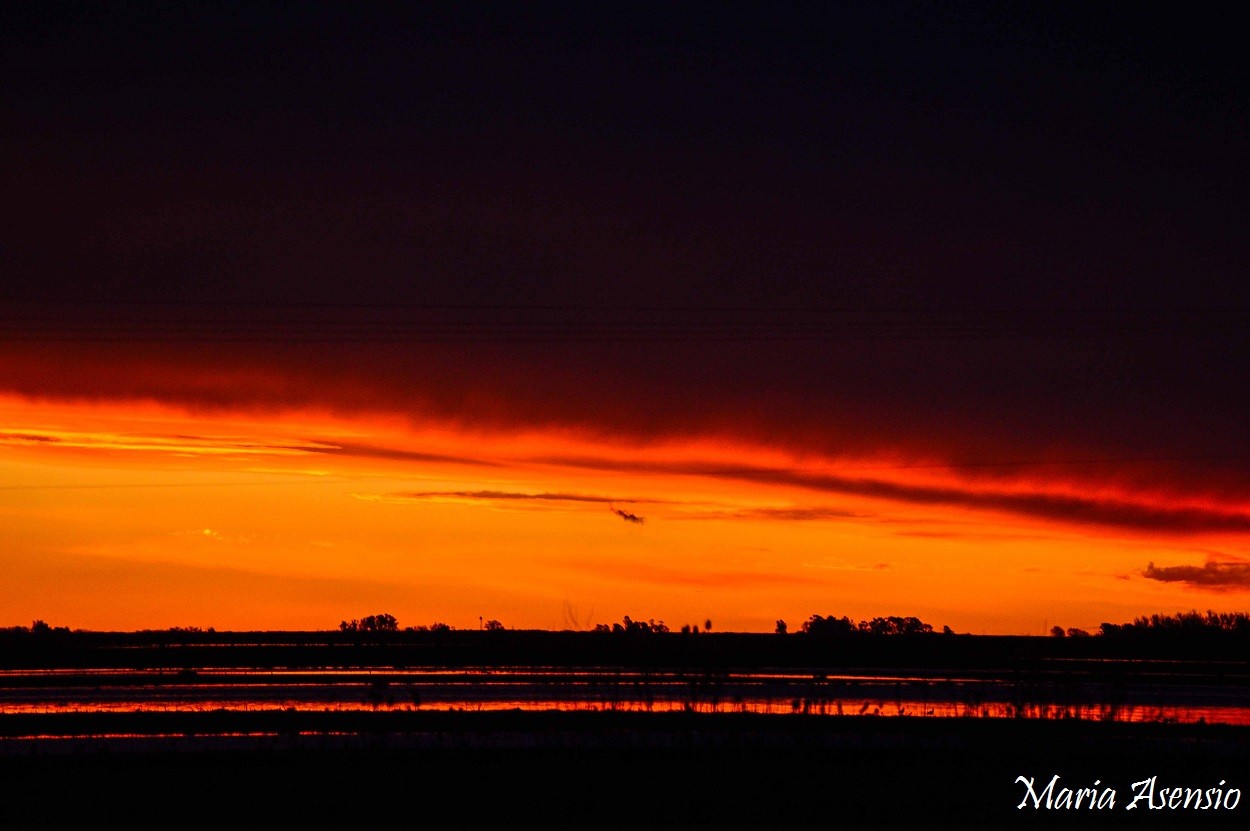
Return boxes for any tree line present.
[1095,610,1250,637]
[8,609,1247,638]
[795,614,947,636]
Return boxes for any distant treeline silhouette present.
[797,615,946,636]
[592,616,671,634]
[6,609,1248,640]
[584,615,948,636]
[0,620,72,637]
[1097,610,1250,637]
[338,615,511,634]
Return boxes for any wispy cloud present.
[316,441,500,468]
[1141,561,1250,590]
[677,506,863,522]
[1,432,58,443]
[357,488,656,525]
[15,415,1247,536]
[538,455,1250,534]
[361,489,656,505]
[0,428,333,457]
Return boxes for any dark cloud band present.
[540,456,1250,534]
[1141,561,1250,589]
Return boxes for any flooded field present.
[4,666,1249,726]
[5,648,1249,826]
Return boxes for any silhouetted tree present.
[858,616,933,635]
[363,613,398,632]
[26,620,70,637]
[801,614,936,636]
[801,615,855,636]
[597,616,669,635]
[339,613,398,633]
[483,619,505,631]
[775,620,788,635]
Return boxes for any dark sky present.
[3,3,1249,494]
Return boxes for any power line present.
[1,319,1245,343]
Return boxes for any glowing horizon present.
[4,391,1246,635]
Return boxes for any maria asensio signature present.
[1016,774,1242,811]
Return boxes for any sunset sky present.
[3,5,1248,633]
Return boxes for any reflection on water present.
[2,668,1249,725]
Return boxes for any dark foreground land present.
[4,630,1249,827]
[3,712,1249,829]
[6,627,1250,671]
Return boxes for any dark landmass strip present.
[4,629,1248,826]
[3,713,1248,828]
[3,629,1250,674]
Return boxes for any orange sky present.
[3,392,1246,634]
[5,4,1250,637]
